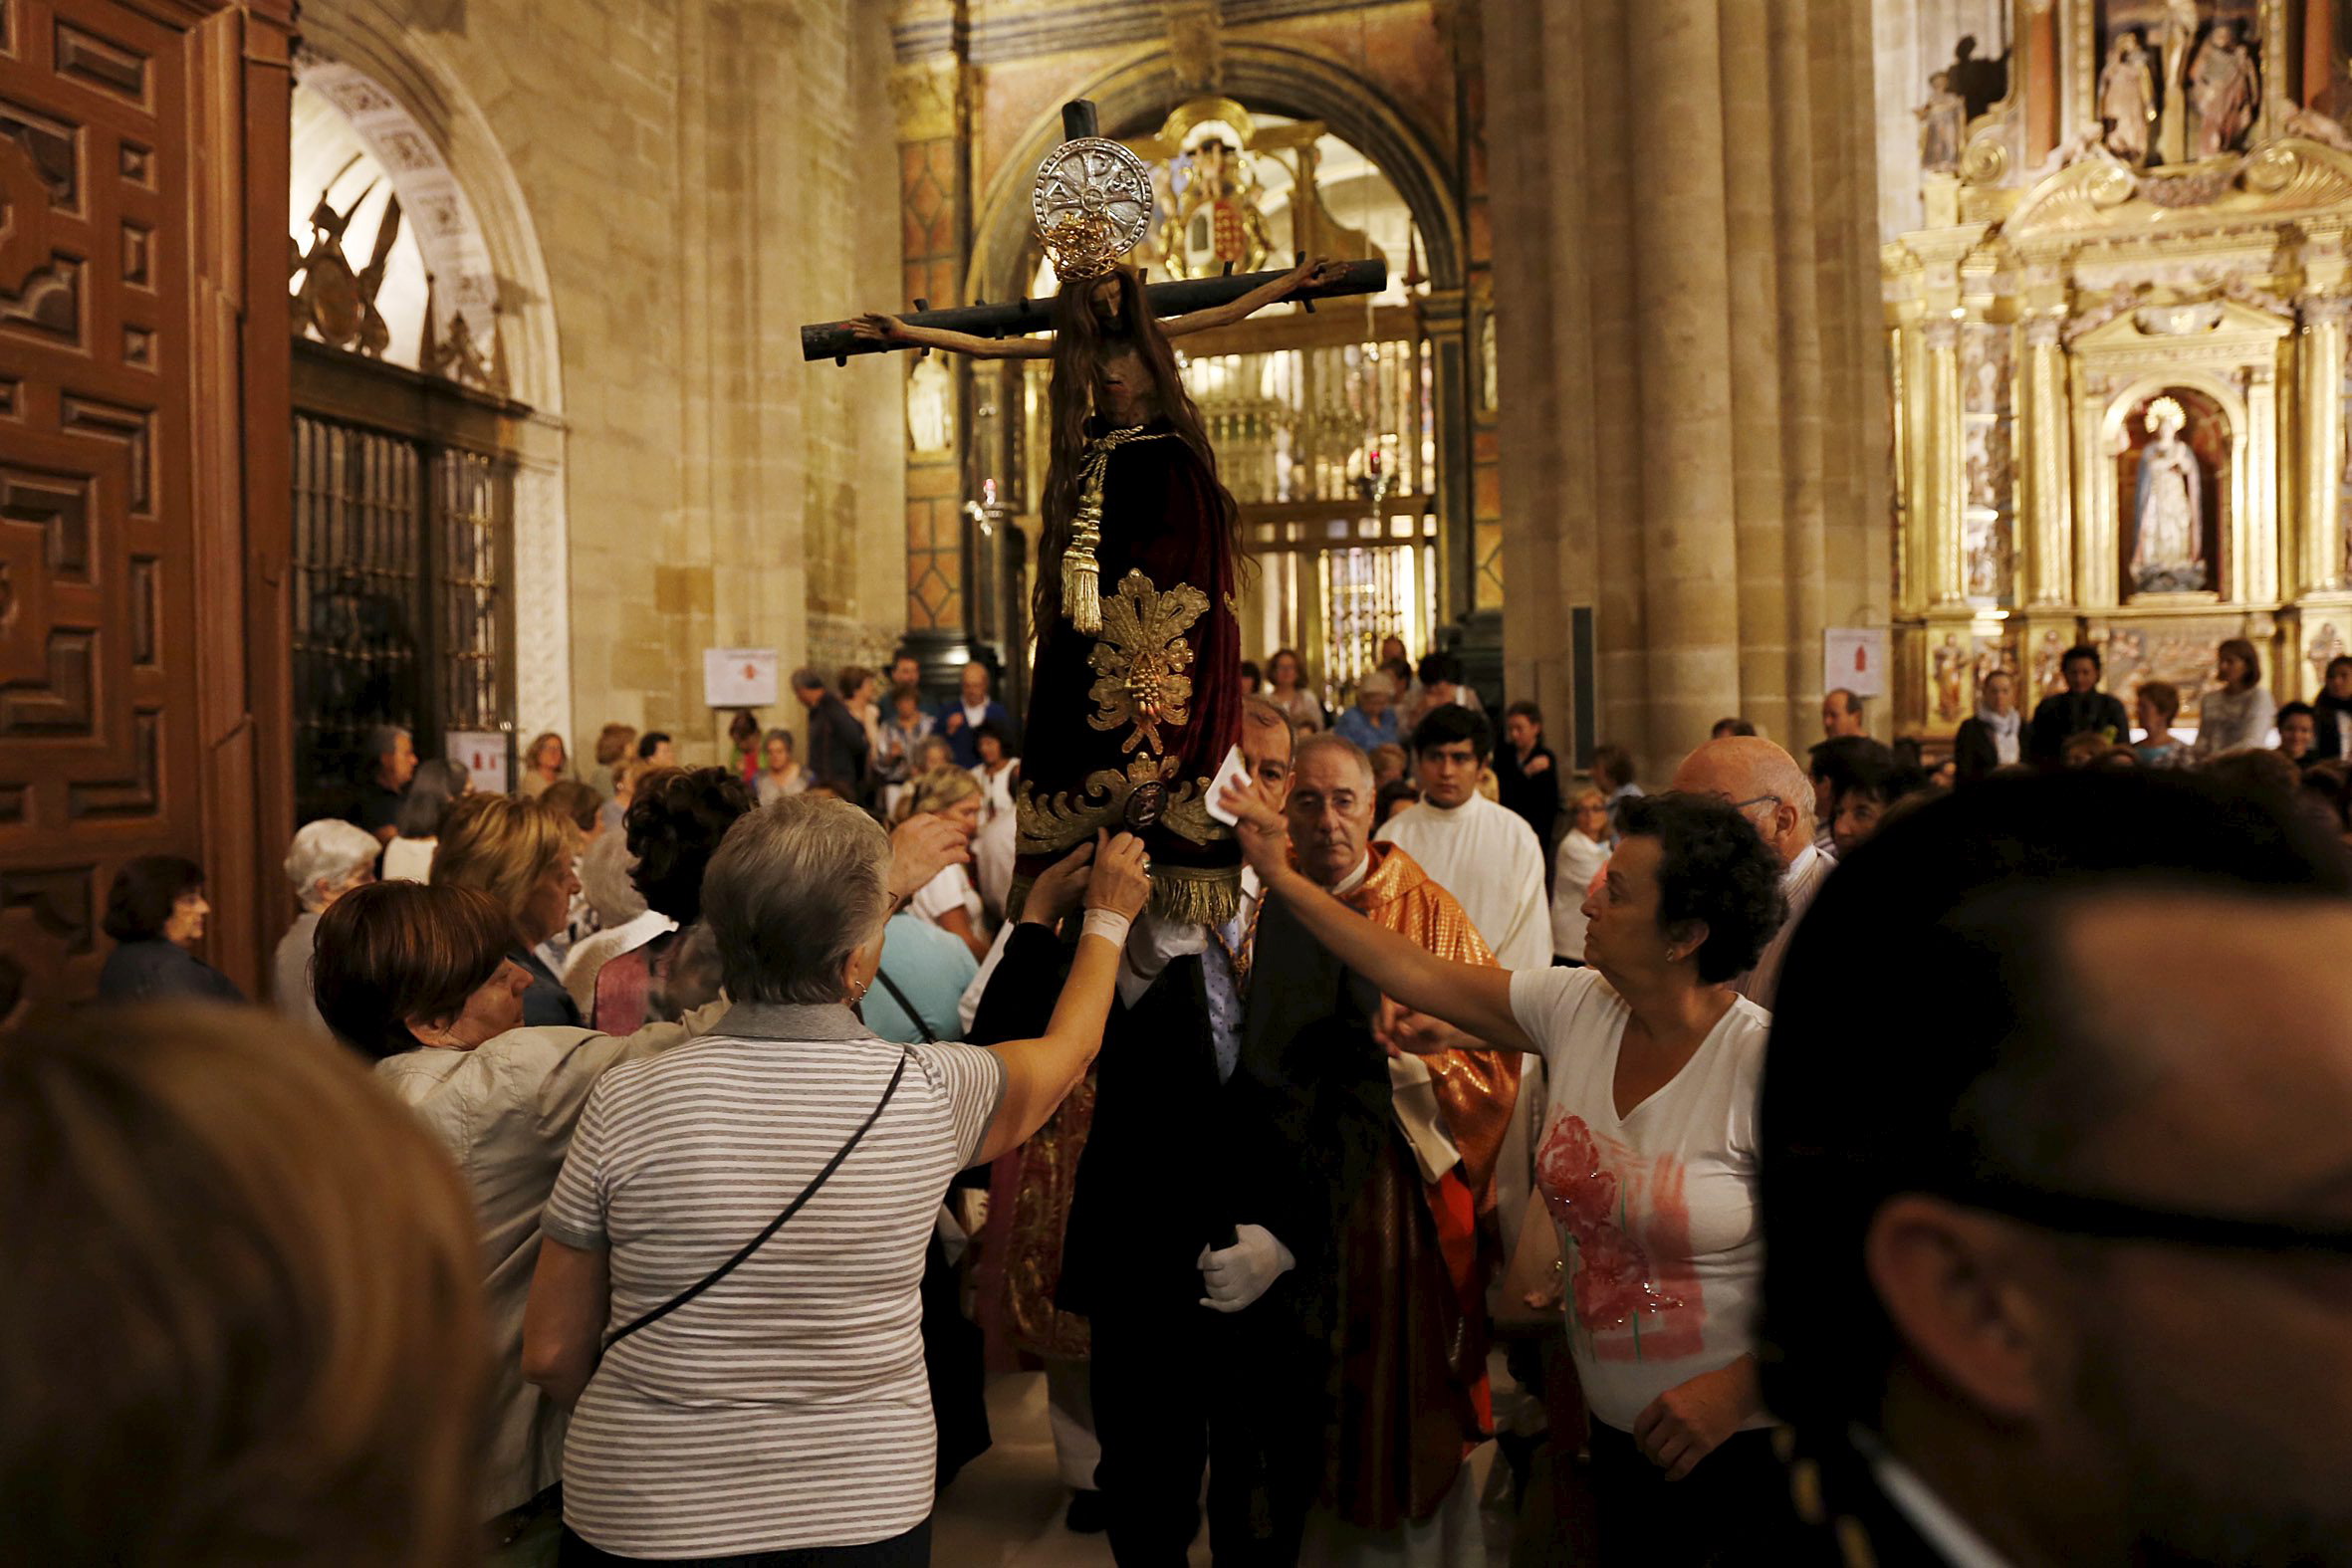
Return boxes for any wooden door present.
[0,0,292,1013]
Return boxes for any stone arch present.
[284,3,573,740]
[969,42,1465,304]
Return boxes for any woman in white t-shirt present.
[1224,782,1789,1567]
[897,765,989,959]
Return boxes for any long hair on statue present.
[1033,263,1249,633]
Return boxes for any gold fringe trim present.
[1147,862,1241,928]
[1002,864,1241,929]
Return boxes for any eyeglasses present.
[1944,1176,2352,1258]
[1729,793,1785,818]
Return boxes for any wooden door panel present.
[0,0,291,1011]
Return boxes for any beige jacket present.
[375,1003,724,1517]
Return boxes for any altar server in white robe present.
[1373,702,1548,1249]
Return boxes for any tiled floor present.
[931,1372,1521,1566]
[930,1373,1189,1567]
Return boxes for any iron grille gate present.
[290,343,523,824]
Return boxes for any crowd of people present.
[14,633,2352,1568]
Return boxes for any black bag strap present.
[602,1049,911,1351]
[869,967,938,1044]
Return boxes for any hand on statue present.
[886,813,969,902]
[1216,776,1294,882]
[1632,1359,1761,1481]
[1022,840,1094,929]
[850,312,906,343]
[1083,831,1152,920]
[1197,1224,1294,1313]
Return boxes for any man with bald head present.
[1671,735,1828,1008]
[1751,771,2352,1567]
[1822,688,1868,739]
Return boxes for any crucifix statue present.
[804,102,1382,924]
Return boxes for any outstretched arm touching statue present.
[1218,775,1535,1054]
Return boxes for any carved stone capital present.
[2024,314,2064,347]
[889,57,962,143]
[2302,293,2352,330]
[1922,318,1964,350]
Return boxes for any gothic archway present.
[284,4,574,744]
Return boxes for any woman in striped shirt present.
[525,799,1149,1566]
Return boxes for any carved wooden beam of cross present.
[798,99,1387,364]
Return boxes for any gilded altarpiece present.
[1888,0,2352,736]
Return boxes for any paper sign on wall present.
[446,730,512,795]
[703,648,780,709]
[1822,628,1888,700]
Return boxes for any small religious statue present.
[2131,397,2210,593]
[1933,634,1970,722]
[1918,70,1968,172]
[849,125,1346,923]
[2191,21,2261,156]
[2099,31,2158,165]
[2159,0,2203,162]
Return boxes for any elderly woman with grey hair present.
[273,817,382,1033]
[525,799,1150,1567]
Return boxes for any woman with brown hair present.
[432,792,583,1028]
[311,878,719,1557]
[1264,646,1326,733]
[519,731,571,798]
[896,765,990,960]
[0,1005,484,1566]
[96,853,244,1005]
[584,723,638,803]
[2193,635,2275,758]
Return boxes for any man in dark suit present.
[1748,771,2352,1567]
[2024,642,2128,766]
[1057,698,1313,1567]
[790,666,867,797]
[937,659,1011,770]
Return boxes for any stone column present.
[1488,0,1888,772]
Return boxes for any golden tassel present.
[1064,487,1102,634]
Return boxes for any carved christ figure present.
[849,255,1344,922]
[2190,22,2260,156]
[2132,398,2207,590]
[2100,32,2158,165]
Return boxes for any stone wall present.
[305,0,906,768]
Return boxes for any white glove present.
[1196,1224,1294,1313]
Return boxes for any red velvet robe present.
[1013,418,1244,925]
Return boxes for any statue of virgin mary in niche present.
[2131,396,2210,593]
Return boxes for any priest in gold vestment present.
[1259,734,1521,1559]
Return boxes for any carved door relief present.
[0,0,295,1013]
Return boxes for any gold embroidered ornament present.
[1087,569,1207,755]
